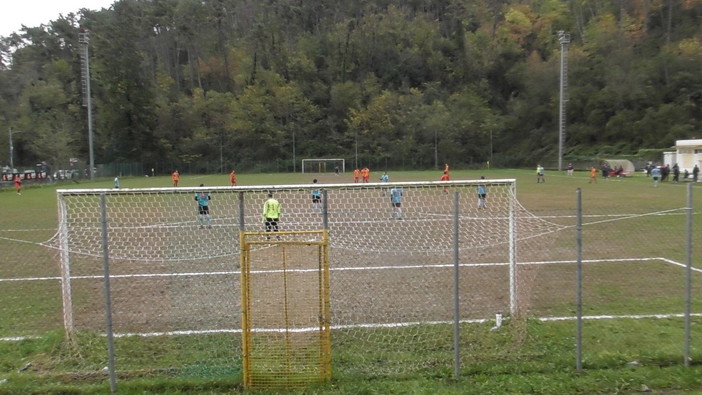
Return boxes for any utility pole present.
[79,31,95,181]
[9,128,16,171]
[8,128,25,172]
[558,31,570,172]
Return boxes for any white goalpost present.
[301,158,345,173]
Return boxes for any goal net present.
[301,158,345,174]
[52,180,567,380]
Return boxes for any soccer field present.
[0,168,701,392]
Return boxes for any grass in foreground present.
[0,318,702,394]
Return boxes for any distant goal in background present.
[301,158,345,173]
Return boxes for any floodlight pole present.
[434,129,438,170]
[354,130,358,169]
[292,129,296,172]
[8,128,27,172]
[557,31,570,172]
[79,32,95,181]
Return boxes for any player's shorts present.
[392,202,401,208]
[265,218,279,227]
[312,196,321,203]
[478,194,486,199]
[198,205,209,215]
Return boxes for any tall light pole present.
[489,129,493,168]
[8,128,24,172]
[79,31,95,181]
[292,128,296,172]
[557,31,570,172]
[219,131,224,174]
[354,130,358,170]
[434,129,438,170]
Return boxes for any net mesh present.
[49,180,568,377]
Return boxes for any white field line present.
[2,257,701,282]
[0,236,46,245]
[2,257,699,341]
[4,313,701,342]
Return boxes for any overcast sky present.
[1,0,115,37]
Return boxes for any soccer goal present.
[301,158,345,174]
[53,179,569,385]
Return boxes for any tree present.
[88,0,160,165]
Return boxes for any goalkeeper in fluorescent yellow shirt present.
[262,193,281,239]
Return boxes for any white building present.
[664,139,702,175]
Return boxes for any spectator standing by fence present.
[661,164,670,182]
[672,164,680,183]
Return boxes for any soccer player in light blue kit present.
[477,176,487,209]
[380,171,389,196]
[651,166,661,187]
[311,179,322,213]
[195,184,212,228]
[390,186,403,219]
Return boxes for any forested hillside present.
[1,0,701,173]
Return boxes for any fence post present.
[509,182,517,315]
[100,193,117,393]
[684,183,692,367]
[575,188,583,373]
[323,189,329,230]
[239,192,245,231]
[452,191,460,379]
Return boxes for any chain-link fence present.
[0,180,698,390]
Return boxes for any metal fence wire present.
[0,180,698,391]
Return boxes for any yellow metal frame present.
[240,230,331,389]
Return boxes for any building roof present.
[676,139,702,147]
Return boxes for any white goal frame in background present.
[301,158,345,173]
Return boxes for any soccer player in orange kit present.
[440,170,450,193]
